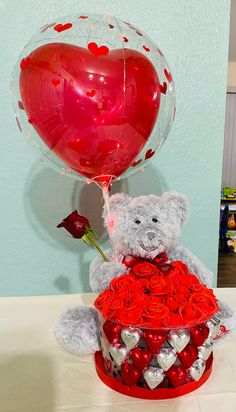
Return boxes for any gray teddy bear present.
[55,192,234,356]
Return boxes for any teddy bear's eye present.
[152,218,159,223]
[134,219,141,225]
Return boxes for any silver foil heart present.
[157,347,177,371]
[121,327,142,350]
[206,316,221,339]
[168,329,190,353]
[143,366,165,389]
[109,344,129,366]
[198,338,213,361]
[188,359,206,381]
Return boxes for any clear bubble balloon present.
[11,13,175,186]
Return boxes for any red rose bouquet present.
[94,260,219,328]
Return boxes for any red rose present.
[114,287,145,325]
[57,210,90,238]
[172,284,191,302]
[136,278,150,292]
[123,289,146,310]
[165,295,180,312]
[110,274,137,292]
[189,292,219,316]
[170,261,189,276]
[95,290,125,319]
[191,283,207,293]
[177,273,200,288]
[57,211,108,261]
[94,290,111,310]
[149,275,172,295]
[116,305,144,325]
[132,261,158,278]
[143,295,170,320]
[179,302,205,324]
[162,312,183,327]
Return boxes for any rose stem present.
[83,231,109,262]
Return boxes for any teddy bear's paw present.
[55,306,100,356]
[89,260,126,293]
[190,263,213,287]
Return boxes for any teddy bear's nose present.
[147,231,155,240]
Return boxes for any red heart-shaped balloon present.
[178,344,198,368]
[121,361,141,387]
[103,320,123,344]
[167,365,187,387]
[190,324,209,346]
[143,330,166,353]
[20,43,160,183]
[130,347,153,371]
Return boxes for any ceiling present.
[229,0,236,61]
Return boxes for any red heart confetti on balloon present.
[121,361,141,387]
[167,365,187,387]
[88,42,109,57]
[52,78,60,86]
[130,347,153,371]
[108,24,114,29]
[190,324,209,346]
[54,23,73,33]
[144,330,166,353]
[28,117,35,124]
[79,15,88,19]
[136,31,143,36]
[121,35,128,43]
[103,320,123,344]
[178,344,198,368]
[160,82,167,94]
[143,45,150,52]
[164,68,172,83]
[157,48,163,57]
[86,89,96,97]
[145,148,155,160]
[18,100,24,110]
[132,159,142,167]
[20,57,31,70]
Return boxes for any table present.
[0,290,236,412]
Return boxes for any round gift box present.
[94,314,221,399]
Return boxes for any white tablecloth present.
[0,289,236,412]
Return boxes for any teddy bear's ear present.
[162,191,189,224]
[103,193,131,226]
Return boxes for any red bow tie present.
[123,252,169,268]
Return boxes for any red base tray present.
[94,351,213,399]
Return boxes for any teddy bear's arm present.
[89,249,127,293]
[169,246,236,332]
[168,245,213,287]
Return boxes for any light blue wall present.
[0,0,230,296]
